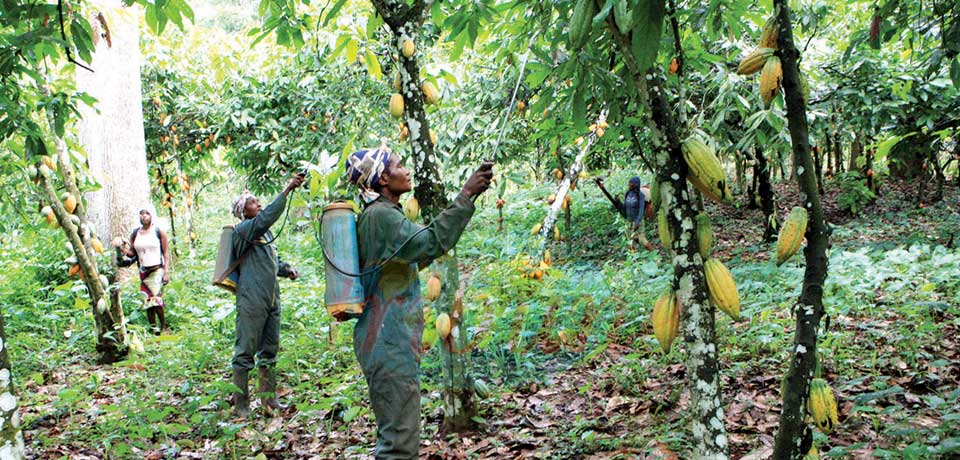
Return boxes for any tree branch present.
[59,0,94,73]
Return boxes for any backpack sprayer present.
[208,153,429,321]
[212,162,307,294]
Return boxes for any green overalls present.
[232,193,295,372]
[355,193,475,459]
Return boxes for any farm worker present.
[113,206,172,335]
[228,172,305,417]
[345,147,493,459]
[594,176,653,251]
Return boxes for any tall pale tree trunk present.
[0,313,25,459]
[78,0,151,250]
[75,0,149,362]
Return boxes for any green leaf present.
[366,12,384,39]
[323,0,348,27]
[346,40,359,66]
[364,50,382,80]
[629,0,665,76]
[950,57,960,89]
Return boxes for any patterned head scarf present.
[231,191,255,220]
[345,147,391,202]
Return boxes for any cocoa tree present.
[604,3,730,457]
[371,0,477,431]
[771,1,832,457]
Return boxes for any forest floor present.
[15,177,960,459]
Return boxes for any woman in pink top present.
[114,207,172,335]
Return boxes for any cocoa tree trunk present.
[0,311,25,459]
[756,148,777,243]
[535,129,600,259]
[37,70,128,363]
[771,2,832,458]
[932,145,945,202]
[812,145,823,195]
[372,0,477,432]
[849,138,862,172]
[37,156,127,364]
[823,131,833,176]
[833,131,843,173]
[606,9,730,458]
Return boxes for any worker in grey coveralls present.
[345,147,493,459]
[229,172,305,417]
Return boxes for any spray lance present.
[211,153,315,294]
[491,32,540,230]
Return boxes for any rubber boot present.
[259,366,284,415]
[231,369,250,417]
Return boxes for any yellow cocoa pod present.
[429,129,437,146]
[595,127,605,138]
[403,197,420,221]
[737,47,774,75]
[657,207,672,249]
[704,258,740,320]
[422,81,440,105]
[436,312,452,339]
[652,289,680,353]
[803,447,819,460]
[547,194,556,204]
[393,72,402,91]
[695,212,714,259]
[61,193,77,214]
[531,223,542,235]
[91,238,104,254]
[776,206,808,266]
[389,93,404,118]
[681,135,733,204]
[42,155,57,171]
[759,17,779,49]
[543,250,552,266]
[561,195,571,211]
[41,206,55,226]
[552,168,563,180]
[807,378,838,434]
[553,226,560,241]
[401,39,415,58]
[426,274,442,301]
[399,123,409,141]
[760,55,783,107]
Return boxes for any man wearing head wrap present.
[594,176,653,251]
[113,206,172,334]
[345,147,493,459]
[228,172,305,417]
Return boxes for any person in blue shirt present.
[595,176,653,251]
